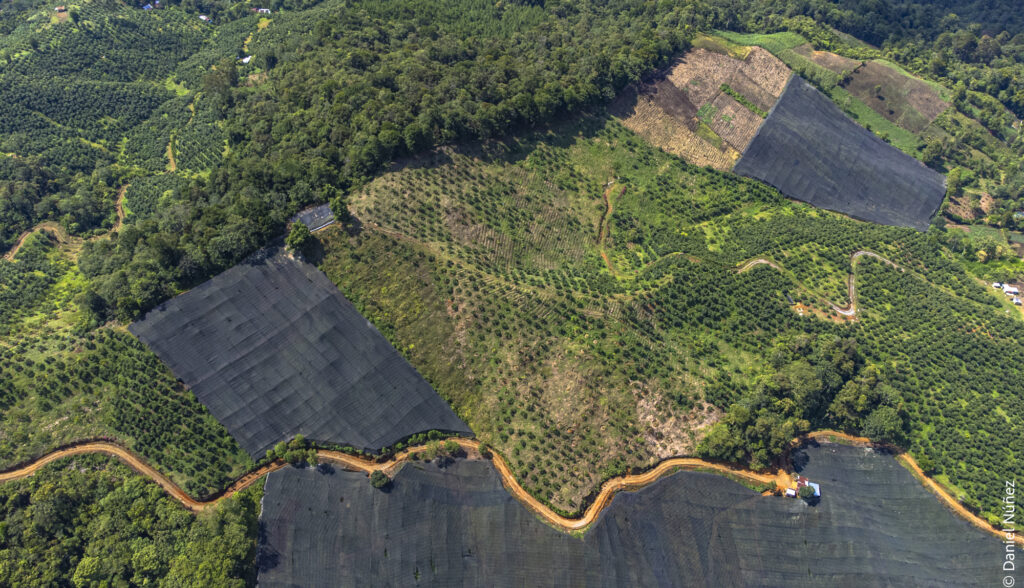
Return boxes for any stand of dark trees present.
[0,0,1014,321]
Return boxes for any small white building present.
[239,55,252,64]
[993,282,1003,289]
[1004,284,1020,296]
[198,14,210,21]
[1014,297,1022,306]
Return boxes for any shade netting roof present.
[292,204,335,231]
[258,445,997,587]
[734,77,945,232]
[129,249,471,458]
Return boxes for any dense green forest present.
[0,455,259,586]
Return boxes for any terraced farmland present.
[613,37,790,170]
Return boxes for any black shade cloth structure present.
[257,445,998,587]
[734,77,946,232]
[129,248,471,458]
[291,203,335,231]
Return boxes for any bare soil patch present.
[614,45,789,170]
[842,60,949,132]
[792,43,859,74]
[614,91,734,169]
[947,191,994,221]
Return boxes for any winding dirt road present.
[597,183,624,274]
[2,222,71,261]
[2,184,128,261]
[1,434,1018,544]
[737,250,903,318]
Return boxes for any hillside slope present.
[315,113,1022,519]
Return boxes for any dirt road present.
[737,250,902,318]
[3,433,1016,544]
[2,222,71,261]
[3,184,129,261]
[112,184,127,232]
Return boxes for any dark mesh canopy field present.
[258,445,998,587]
[734,77,945,231]
[129,249,471,458]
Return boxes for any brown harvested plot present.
[707,93,763,151]
[614,91,735,169]
[842,60,950,132]
[615,44,790,170]
[647,79,698,125]
[739,48,791,98]
[723,69,776,112]
[792,43,859,74]
[666,49,739,105]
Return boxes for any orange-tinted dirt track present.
[1,434,1018,544]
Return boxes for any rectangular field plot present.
[129,249,471,458]
[735,77,945,231]
[258,446,998,587]
[615,44,790,171]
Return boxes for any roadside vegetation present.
[0,454,260,587]
[0,233,252,497]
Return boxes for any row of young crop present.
[0,235,252,497]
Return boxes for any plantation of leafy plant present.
[319,112,1021,520]
[0,233,251,497]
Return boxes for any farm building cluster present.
[993,282,1022,305]
[784,475,821,499]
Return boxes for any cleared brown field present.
[613,90,736,169]
[615,44,790,170]
[792,43,860,74]
[740,48,791,97]
[708,93,763,151]
[843,60,950,132]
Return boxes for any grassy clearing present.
[716,30,806,54]
[691,33,750,59]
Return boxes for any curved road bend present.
[1,435,1018,544]
[737,250,902,317]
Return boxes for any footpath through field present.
[1,434,1018,544]
[2,184,129,260]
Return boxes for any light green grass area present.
[716,30,807,54]
[692,33,751,59]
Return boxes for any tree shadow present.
[256,521,280,572]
